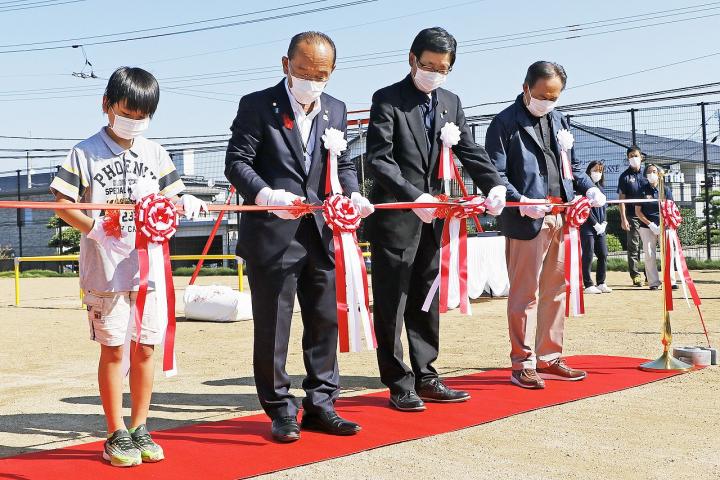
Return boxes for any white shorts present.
[83,290,165,347]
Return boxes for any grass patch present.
[598,258,720,271]
[172,266,238,277]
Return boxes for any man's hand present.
[621,217,630,231]
[87,218,133,258]
[256,187,305,220]
[180,194,209,220]
[586,187,607,208]
[593,222,606,235]
[350,192,375,218]
[648,222,660,235]
[484,185,507,216]
[519,196,551,220]
[413,193,439,223]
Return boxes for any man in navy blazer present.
[485,61,606,389]
[225,32,372,442]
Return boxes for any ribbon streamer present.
[564,197,591,317]
[661,200,711,347]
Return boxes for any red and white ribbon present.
[322,128,374,352]
[422,196,485,315]
[564,196,591,317]
[323,194,375,352]
[127,193,179,377]
[661,200,711,347]
[438,122,461,195]
[557,129,575,180]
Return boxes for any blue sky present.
[1,0,719,165]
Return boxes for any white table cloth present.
[446,234,509,310]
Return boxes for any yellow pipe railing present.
[12,254,244,306]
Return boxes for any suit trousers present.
[506,213,566,370]
[246,217,339,419]
[371,222,440,394]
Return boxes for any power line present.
[0,0,377,54]
[0,0,84,13]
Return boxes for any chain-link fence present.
[1,100,719,267]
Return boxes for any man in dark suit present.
[365,27,507,412]
[225,31,372,442]
[485,61,606,390]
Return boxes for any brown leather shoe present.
[510,369,545,389]
[537,359,587,381]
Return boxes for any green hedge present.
[172,267,239,276]
[597,258,720,271]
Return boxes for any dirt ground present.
[0,270,718,480]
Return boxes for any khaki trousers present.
[506,214,566,370]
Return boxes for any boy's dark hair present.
[104,67,160,117]
[524,61,567,90]
[410,27,457,66]
[586,160,605,187]
[627,145,643,157]
[287,31,337,64]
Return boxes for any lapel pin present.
[272,101,278,114]
[322,113,328,121]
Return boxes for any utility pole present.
[700,103,711,261]
[16,169,23,257]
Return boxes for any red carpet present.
[0,355,686,479]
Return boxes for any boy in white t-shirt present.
[50,67,207,467]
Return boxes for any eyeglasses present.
[289,63,330,83]
[416,58,452,75]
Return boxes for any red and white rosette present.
[323,194,375,352]
[661,200,711,345]
[130,192,179,377]
[557,129,575,180]
[564,196,590,317]
[438,122,461,195]
[422,196,485,315]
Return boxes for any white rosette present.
[321,127,348,195]
[556,128,575,179]
[439,122,461,195]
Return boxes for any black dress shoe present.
[300,411,361,436]
[271,416,300,443]
[389,390,426,412]
[417,378,470,403]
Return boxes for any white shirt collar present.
[284,77,321,120]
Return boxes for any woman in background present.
[635,164,676,290]
[581,161,612,294]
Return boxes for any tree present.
[698,188,720,244]
[47,215,81,254]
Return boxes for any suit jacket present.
[485,94,595,240]
[365,75,502,249]
[225,79,359,265]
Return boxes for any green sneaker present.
[130,424,165,463]
[632,277,643,287]
[103,429,141,467]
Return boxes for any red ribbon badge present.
[564,197,591,317]
[133,194,179,374]
[322,194,375,352]
[282,112,294,130]
[102,210,122,239]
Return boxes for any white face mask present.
[591,171,603,183]
[647,173,659,184]
[288,74,326,105]
[525,90,558,117]
[109,108,149,140]
[412,64,447,93]
[628,156,642,170]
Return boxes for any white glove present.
[593,222,606,235]
[256,187,305,220]
[586,186,607,208]
[180,194,209,220]
[87,218,133,258]
[519,195,551,219]
[648,222,660,235]
[484,185,507,216]
[350,192,375,218]
[413,193,439,223]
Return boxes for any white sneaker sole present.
[510,375,544,389]
[537,372,587,381]
[103,450,141,467]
